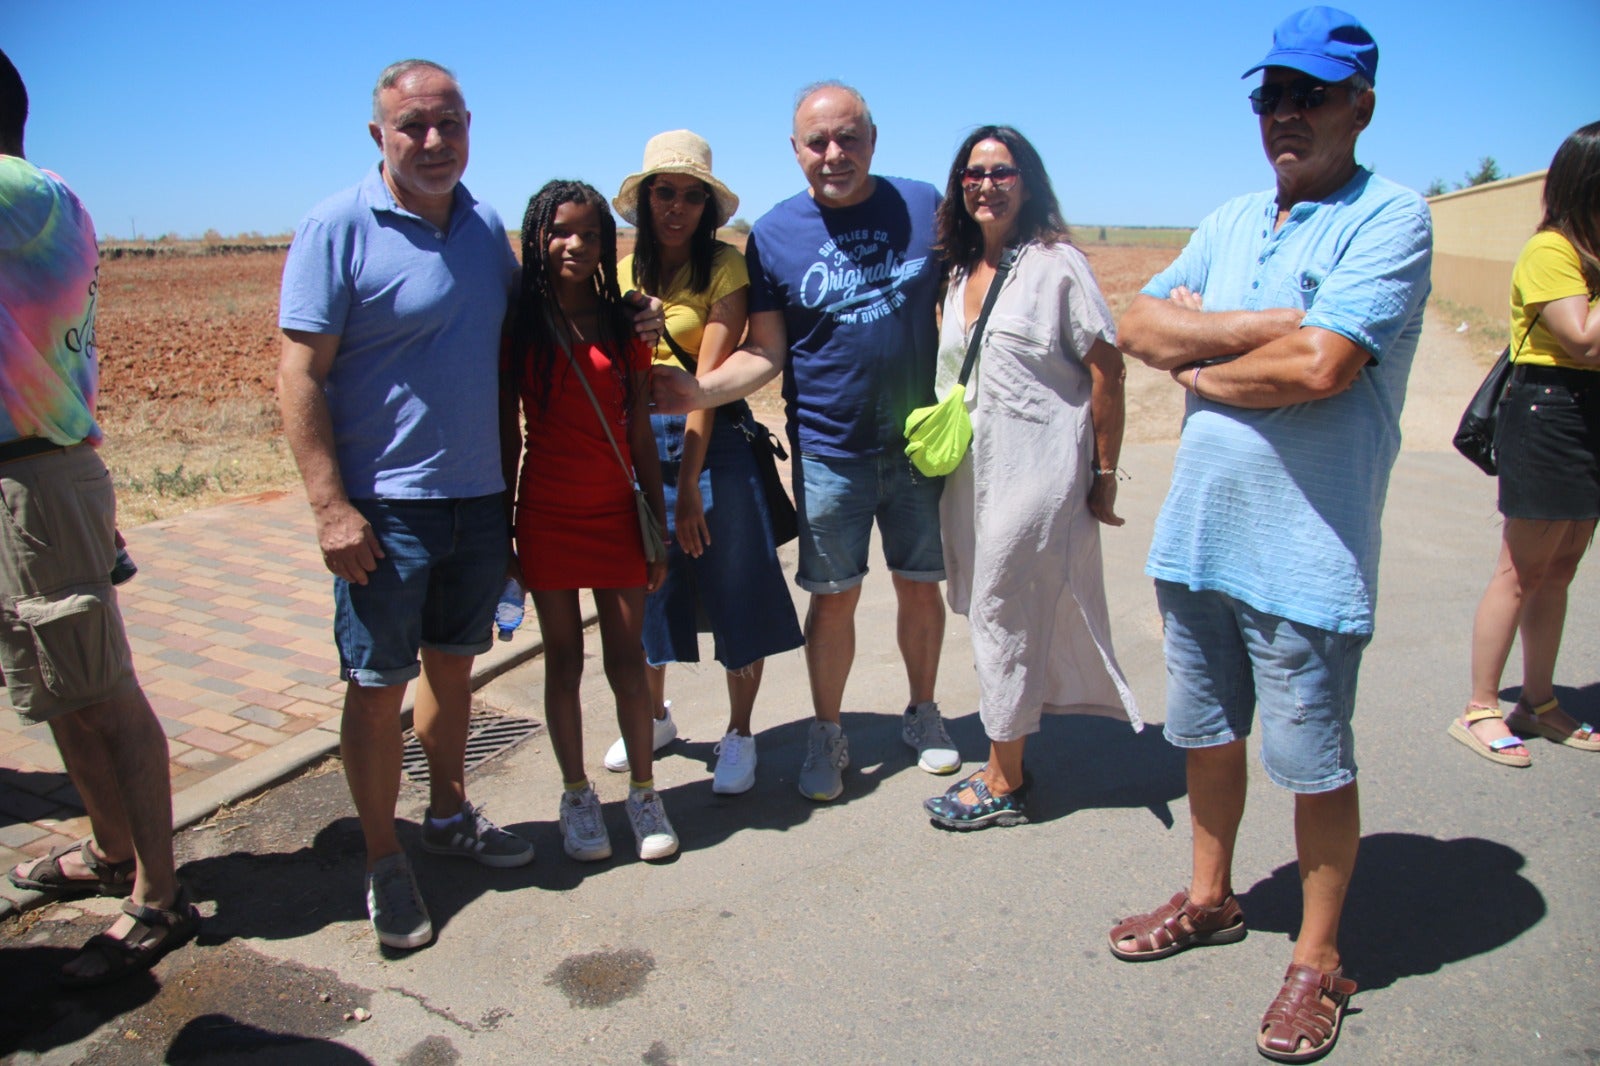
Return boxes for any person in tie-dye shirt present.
[0,47,198,987]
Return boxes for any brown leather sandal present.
[1108,889,1246,961]
[58,886,201,989]
[8,838,135,899]
[1257,963,1357,1063]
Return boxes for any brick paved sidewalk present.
[0,489,541,914]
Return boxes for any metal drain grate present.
[401,710,544,785]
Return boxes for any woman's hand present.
[1088,473,1124,527]
[644,559,667,595]
[675,481,710,558]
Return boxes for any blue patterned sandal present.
[923,768,1028,831]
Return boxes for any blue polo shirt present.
[1144,167,1432,635]
[279,164,517,499]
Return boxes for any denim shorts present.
[0,445,136,722]
[643,409,804,671]
[1156,581,1370,794]
[334,494,508,688]
[791,449,945,594]
[1496,365,1600,521]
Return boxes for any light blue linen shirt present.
[279,164,517,499]
[1144,167,1432,635]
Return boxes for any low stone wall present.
[1428,172,1545,327]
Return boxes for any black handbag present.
[660,330,798,546]
[1452,308,1540,476]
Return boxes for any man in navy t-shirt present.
[654,82,958,802]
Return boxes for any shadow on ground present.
[1237,831,1543,992]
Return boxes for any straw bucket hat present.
[613,129,740,228]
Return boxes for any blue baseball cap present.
[1243,6,1378,86]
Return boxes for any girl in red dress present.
[500,180,676,861]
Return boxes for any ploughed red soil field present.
[92,241,1179,417]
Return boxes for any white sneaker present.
[559,786,612,862]
[711,731,757,795]
[626,788,679,860]
[604,702,678,772]
[797,720,849,802]
[903,701,960,774]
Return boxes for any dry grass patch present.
[99,397,298,524]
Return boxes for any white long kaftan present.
[936,241,1140,741]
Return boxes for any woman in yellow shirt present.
[600,131,803,794]
[1452,121,1600,766]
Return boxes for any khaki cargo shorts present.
[0,444,136,723]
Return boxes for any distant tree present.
[1098,226,1108,241]
[727,217,752,235]
[1463,156,1504,187]
[1424,178,1450,197]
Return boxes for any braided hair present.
[510,179,637,416]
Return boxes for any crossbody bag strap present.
[550,318,637,490]
[956,245,1020,388]
[659,327,698,374]
[1512,306,1543,362]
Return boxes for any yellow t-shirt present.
[617,241,749,368]
[1510,229,1599,371]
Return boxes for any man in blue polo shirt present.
[278,58,532,951]
[1106,9,1431,1062]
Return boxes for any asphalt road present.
[2,437,1596,1065]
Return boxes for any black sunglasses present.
[649,184,708,206]
[960,165,1021,191]
[1248,78,1334,116]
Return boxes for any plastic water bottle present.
[494,578,525,641]
[110,546,138,585]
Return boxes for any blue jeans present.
[334,495,508,687]
[643,409,803,671]
[790,450,945,594]
[1156,580,1369,794]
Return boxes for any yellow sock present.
[563,779,589,793]
[630,778,653,792]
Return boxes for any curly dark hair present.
[629,176,720,297]
[509,180,637,416]
[935,125,1071,270]
[1540,120,1600,296]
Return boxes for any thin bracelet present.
[1093,467,1117,478]
[1192,365,1206,400]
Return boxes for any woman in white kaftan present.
[923,126,1140,831]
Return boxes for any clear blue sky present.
[8,0,1598,239]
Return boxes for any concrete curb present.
[3,605,590,922]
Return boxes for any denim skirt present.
[1496,364,1600,521]
[642,404,804,671]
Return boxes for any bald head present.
[790,82,878,208]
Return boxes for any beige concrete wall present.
[1427,171,1546,322]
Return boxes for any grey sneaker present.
[798,720,849,802]
[366,852,432,950]
[903,702,959,774]
[626,788,679,861]
[712,731,757,795]
[559,786,612,862]
[604,702,678,772]
[420,801,534,868]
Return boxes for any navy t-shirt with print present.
[746,176,941,459]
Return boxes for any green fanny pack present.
[903,247,1016,477]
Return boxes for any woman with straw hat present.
[599,130,803,795]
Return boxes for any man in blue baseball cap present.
[1109,8,1431,1062]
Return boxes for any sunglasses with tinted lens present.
[960,165,1021,191]
[649,184,709,206]
[1248,78,1333,116]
